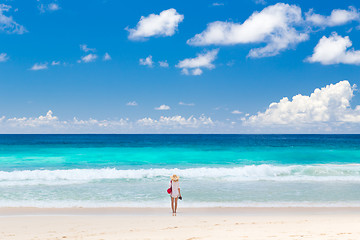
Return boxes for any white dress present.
[169,181,180,198]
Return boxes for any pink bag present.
[167,181,172,194]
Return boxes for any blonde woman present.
[169,174,181,216]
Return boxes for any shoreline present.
[2,207,360,216]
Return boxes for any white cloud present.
[231,110,242,114]
[72,117,128,128]
[212,3,224,6]
[51,61,60,66]
[103,52,111,61]
[80,53,98,63]
[254,0,267,5]
[155,104,170,110]
[5,110,129,131]
[139,55,153,67]
[176,49,219,75]
[305,7,359,27]
[158,60,169,67]
[192,68,203,75]
[80,44,96,52]
[48,3,60,11]
[0,4,27,34]
[127,8,184,40]
[0,53,9,62]
[244,80,360,126]
[38,1,61,13]
[137,115,214,128]
[30,63,48,71]
[7,110,59,128]
[187,3,308,58]
[306,32,360,65]
[126,101,138,106]
[0,110,217,133]
[179,102,195,106]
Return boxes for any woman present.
[169,174,181,216]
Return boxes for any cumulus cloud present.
[126,101,138,106]
[244,80,360,126]
[51,61,60,66]
[305,7,359,27]
[7,110,59,128]
[0,4,27,34]
[155,104,170,110]
[187,3,308,58]
[139,55,153,67]
[0,53,9,62]
[127,8,184,40]
[306,32,360,65]
[158,60,169,67]
[30,63,48,71]
[176,49,219,75]
[103,52,111,61]
[80,53,98,63]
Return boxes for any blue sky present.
[1,0,360,133]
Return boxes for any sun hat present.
[170,174,179,181]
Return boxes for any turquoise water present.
[1,134,360,207]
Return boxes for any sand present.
[1,208,360,240]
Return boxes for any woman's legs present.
[174,197,178,214]
[171,197,175,215]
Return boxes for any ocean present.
[1,134,360,208]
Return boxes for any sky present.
[1,0,360,133]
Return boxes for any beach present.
[2,135,360,239]
[1,207,360,239]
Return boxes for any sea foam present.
[1,164,360,186]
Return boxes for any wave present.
[1,164,360,185]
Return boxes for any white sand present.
[1,208,360,239]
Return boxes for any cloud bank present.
[0,111,215,133]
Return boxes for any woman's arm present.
[178,188,181,197]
